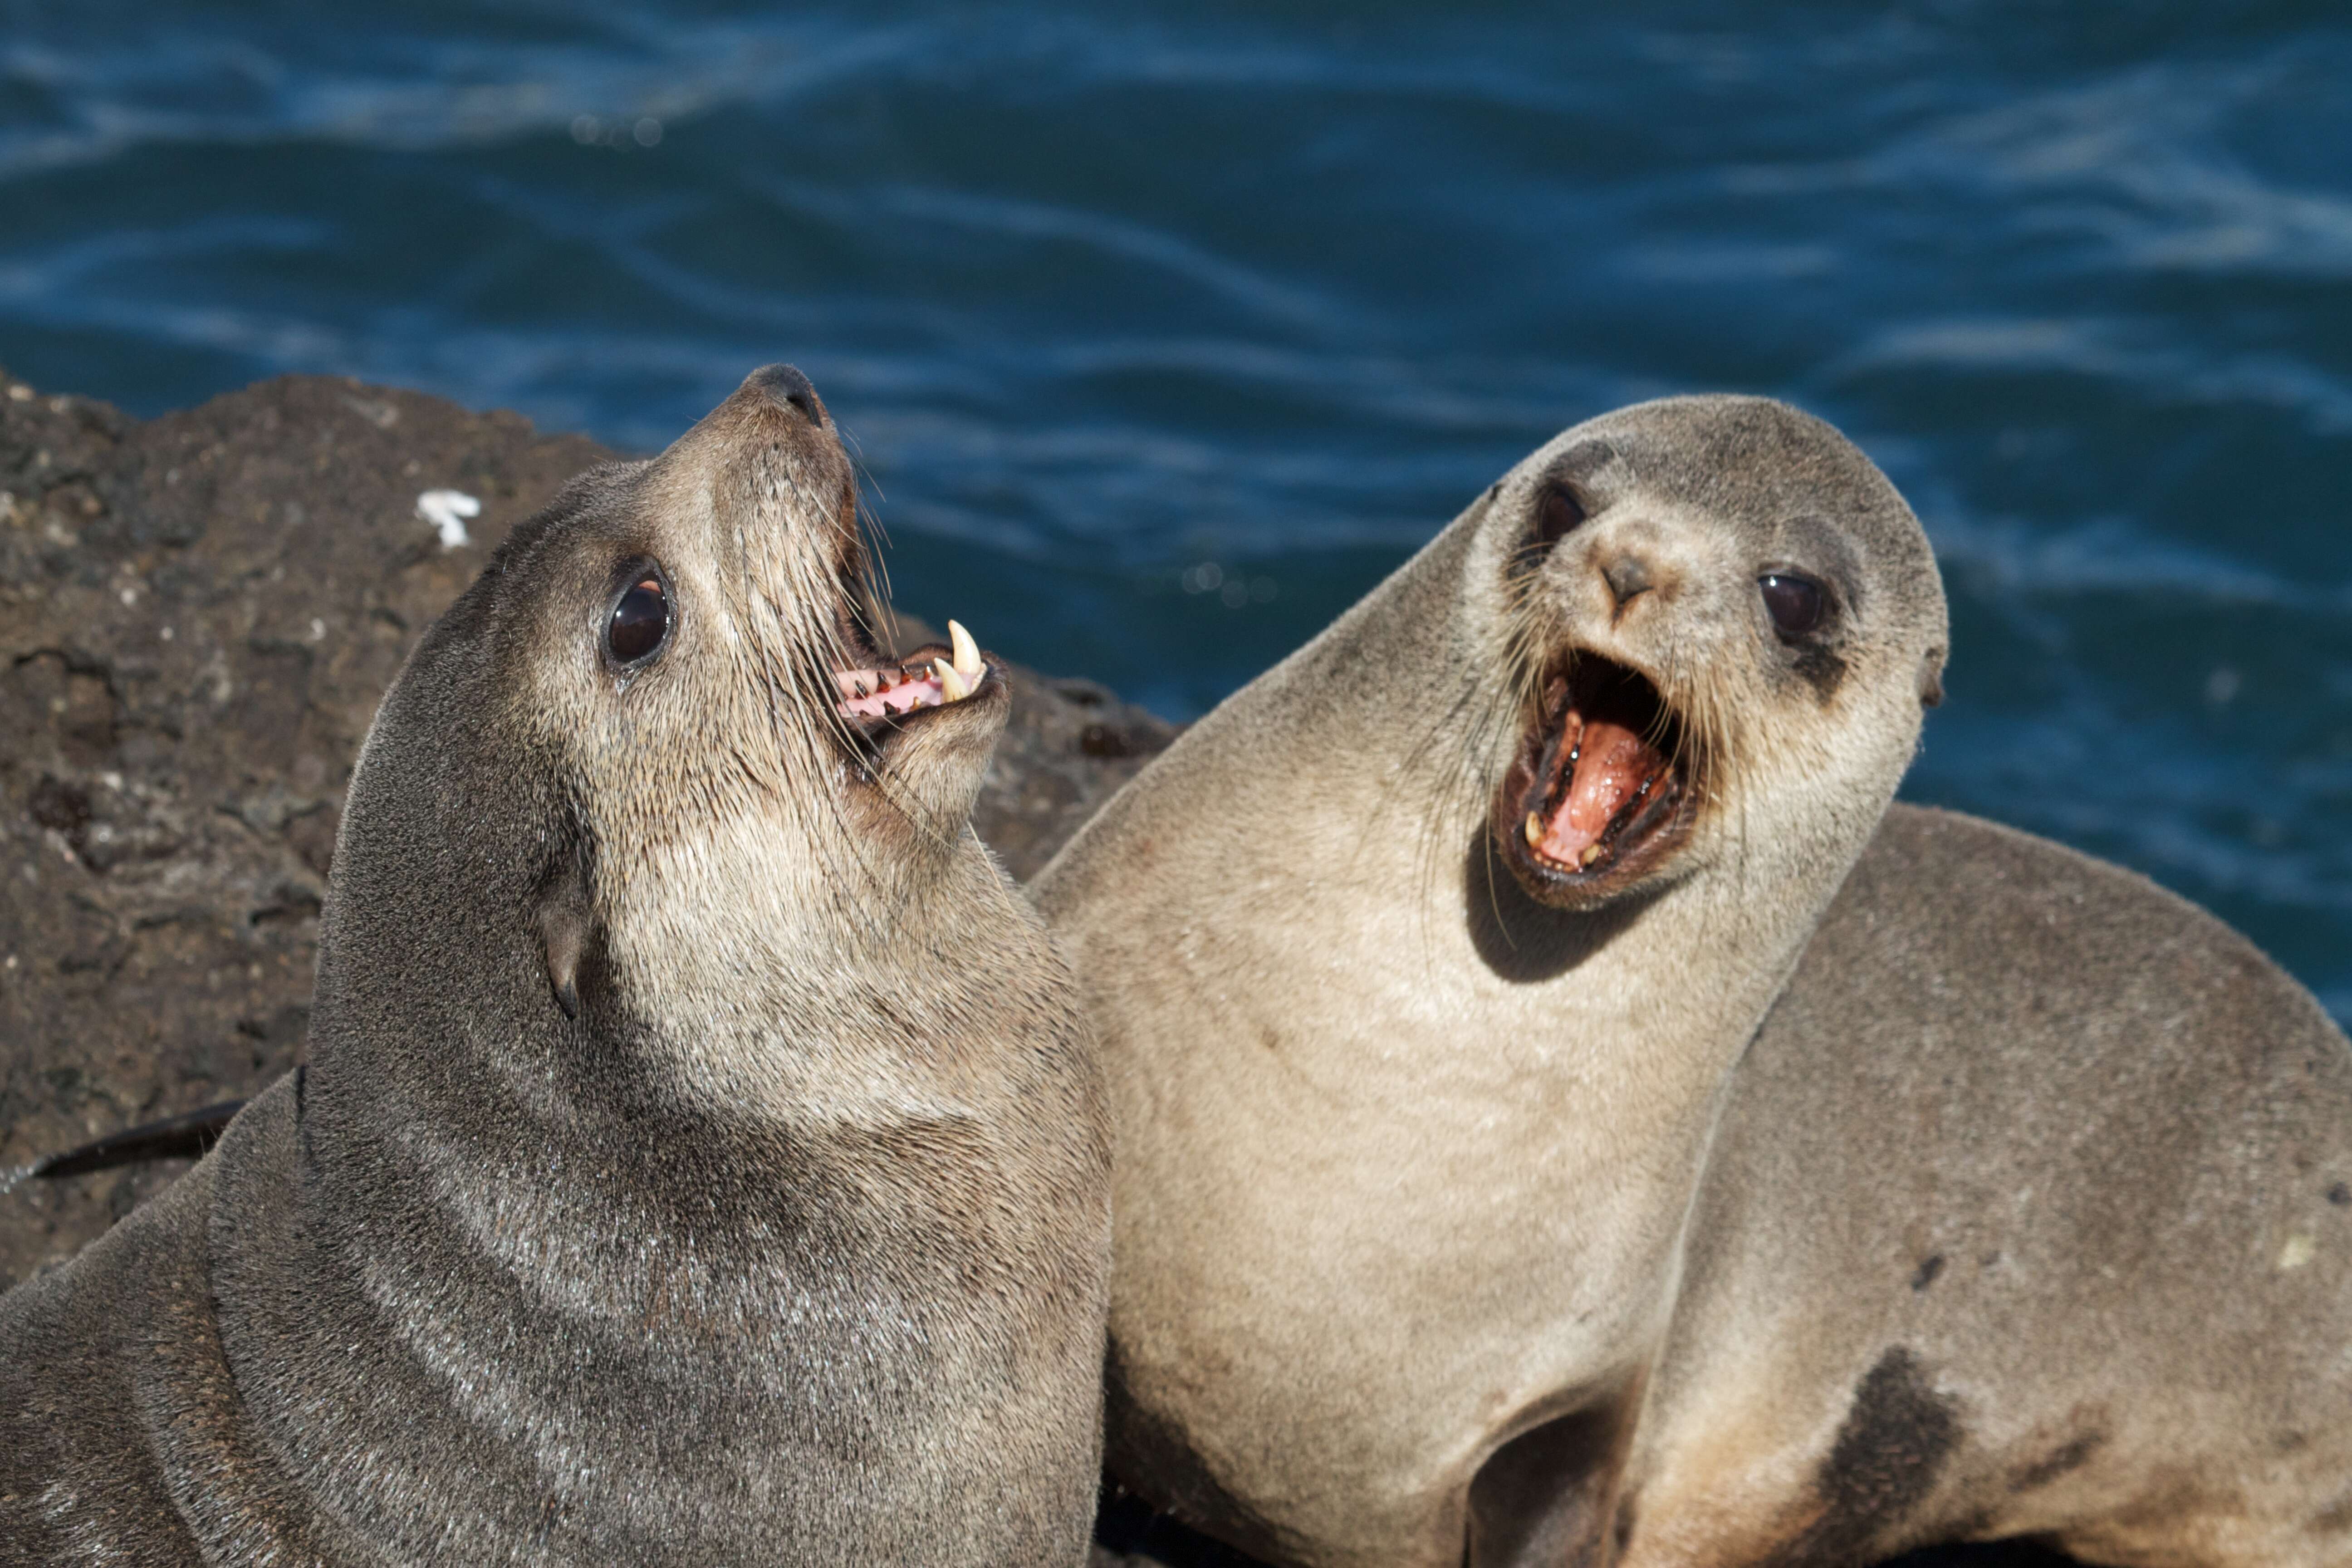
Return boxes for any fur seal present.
[0,365,1111,1565]
[1034,396,1950,1566]
[1621,802,2352,1567]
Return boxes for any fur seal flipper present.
[20,1098,243,1179]
[2,1100,261,1563]
[1,366,1111,1566]
[0,1079,351,1560]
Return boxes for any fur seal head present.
[452,363,1019,1077]
[498,360,1009,1001]
[1467,395,1948,911]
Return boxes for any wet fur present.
[0,373,1111,1565]
[1033,396,1947,1567]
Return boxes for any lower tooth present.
[1580,844,1603,868]
[1525,812,1543,846]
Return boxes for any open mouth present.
[821,525,996,751]
[804,481,1000,772]
[832,617,993,726]
[1495,653,1693,895]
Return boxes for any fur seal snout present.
[1493,474,1706,900]
[1,364,1111,1566]
[1484,412,1945,910]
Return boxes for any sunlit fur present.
[1034,396,1945,1568]
[1614,799,2352,1568]
[0,370,1111,1566]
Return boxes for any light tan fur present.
[1615,804,2352,1567]
[1036,397,1946,1566]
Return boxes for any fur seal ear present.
[1919,646,1947,709]
[533,853,596,1020]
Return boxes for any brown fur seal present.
[0,365,1111,1565]
[1035,396,1950,1566]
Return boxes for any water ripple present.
[3,1,2351,1011]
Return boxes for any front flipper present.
[1467,1377,1647,1568]
[19,1098,248,1181]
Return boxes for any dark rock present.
[0,369,1175,1289]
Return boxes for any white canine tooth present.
[948,618,983,679]
[934,657,973,702]
[1525,812,1543,846]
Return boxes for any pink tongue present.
[1535,718,1657,866]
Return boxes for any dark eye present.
[1533,486,1587,548]
[1759,573,1825,638]
[608,574,671,665]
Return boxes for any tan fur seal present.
[0,364,1111,1565]
[1035,396,1950,1567]
[1620,801,2352,1567]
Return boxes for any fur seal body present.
[0,366,1111,1564]
[1623,803,2352,1567]
[1036,397,1949,1566]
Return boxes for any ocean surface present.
[4,2,2352,1016]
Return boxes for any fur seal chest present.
[1034,396,1947,1567]
[0,365,1111,1565]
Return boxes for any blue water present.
[6,3,2352,1015]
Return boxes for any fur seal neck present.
[1036,395,1945,1566]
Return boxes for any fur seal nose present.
[745,363,826,426]
[1602,554,1654,608]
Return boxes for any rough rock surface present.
[0,369,1174,1291]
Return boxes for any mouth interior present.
[1519,659,1683,874]
[833,659,960,719]
[825,556,990,728]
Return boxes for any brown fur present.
[0,367,1111,1565]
